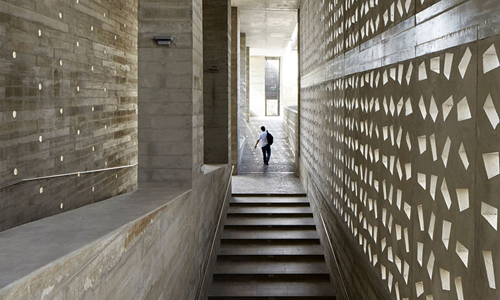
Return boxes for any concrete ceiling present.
[232,0,299,57]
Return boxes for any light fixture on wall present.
[154,35,175,46]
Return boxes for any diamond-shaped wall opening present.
[455,241,469,268]
[459,47,472,79]
[483,44,500,74]
[455,277,465,300]
[428,251,435,279]
[442,220,452,249]
[441,178,452,209]
[457,97,472,121]
[429,212,436,240]
[456,189,469,212]
[483,152,500,179]
[440,268,451,291]
[481,202,498,231]
[444,53,454,79]
[483,250,496,289]
[484,94,500,129]
[441,137,451,167]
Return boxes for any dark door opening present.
[265,57,280,116]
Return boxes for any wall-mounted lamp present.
[154,35,175,46]
[209,66,219,73]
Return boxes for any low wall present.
[283,106,299,161]
[0,165,231,300]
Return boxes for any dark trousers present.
[261,144,271,163]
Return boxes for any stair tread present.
[222,229,319,239]
[232,197,309,203]
[209,196,334,299]
[219,244,324,255]
[214,260,329,274]
[225,217,315,226]
[209,280,335,297]
[228,207,313,214]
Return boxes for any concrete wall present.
[0,0,139,232]
[299,0,500,299]
[283,106,298,162]
[138,0,204,188]
[249,56,265,117]
[203,0,231,165]
[281,50,298,115]
[230,7,240,173]
[239,33,247,143]
[246,47,250,121]
[0,165,232,300]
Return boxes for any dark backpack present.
[266,131,274,145]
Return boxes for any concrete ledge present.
[0,186,188,292]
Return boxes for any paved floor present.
[238,116,297,174]
[233,116,304,195]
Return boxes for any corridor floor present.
[238,116,297,174]
[233,116,304,195]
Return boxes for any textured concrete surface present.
[138,0,204,188]
[0,186,187,290]
[0,0,139,232]
[203,0,231,164]
[283,106,298,162]
[239,33,247,152]
[231,7,240,174]
[0,165,231,300]
[298,0,500,299]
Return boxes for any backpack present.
[266,131,274,145]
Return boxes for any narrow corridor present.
[239,116,297,174]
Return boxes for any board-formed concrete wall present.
[299,0,500,299]
[203,0,231,165]
[283,106,298,162]
[0,165,231,300]
[138,0,204,188]
[0,0,139,232]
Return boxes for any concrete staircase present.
[208,195,336,299]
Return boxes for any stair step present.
[225,217,315,226]
[209,297,335,300]
[232,197,309,204]
[231,193,308,197]
[214,256,328,275]
[223,225,316,230]
[228,207,312,214]
[221,239,320,245]
[209,278,335,298]
[230,202,311,208]
[219,243,324,256]
[212,274,331,281]
[222,228,319,239]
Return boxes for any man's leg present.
[261,147,267,164]
[266,145,271,163]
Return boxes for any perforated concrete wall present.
[0,0,138,232]
[299,0,500,299]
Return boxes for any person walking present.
[254,126,271,165]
